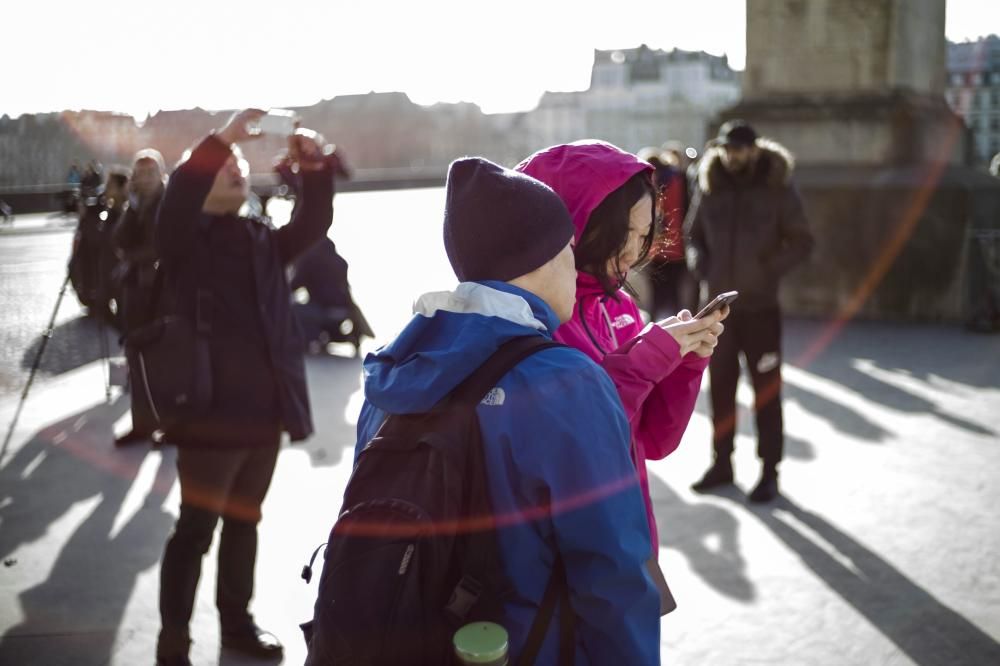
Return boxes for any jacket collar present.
[413,280,558,332]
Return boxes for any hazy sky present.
[3,0,997,119]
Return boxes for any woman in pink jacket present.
[516,141,727,604]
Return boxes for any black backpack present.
[301,336,575,666]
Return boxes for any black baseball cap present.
[717,120,758,148]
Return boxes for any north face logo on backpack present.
[481,387,505,406]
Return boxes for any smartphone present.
[694,290,738,319]
[254,109,296,137]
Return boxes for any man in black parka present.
[685,120,814,504]
[154,109,334,666]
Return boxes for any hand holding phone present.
[252,109,297,137]
[694,291,738,319]
[216,108,266,145]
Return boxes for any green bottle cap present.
[453,622,509,664]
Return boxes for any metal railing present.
[0,166,447,196]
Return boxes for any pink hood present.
[517,141,707,558]
[516,140,652,244]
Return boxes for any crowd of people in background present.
[54,110,821,665]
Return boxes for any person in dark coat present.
[112,149,166,446]
[68,162,124,323]
[153,109,334,666]
[289,236,371,350]
[276,145,372,352]
[639,145,697,319]
[685,120,814,503]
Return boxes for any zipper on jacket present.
[579,297,611,357]
[598,300,620,348]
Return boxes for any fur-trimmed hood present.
[698,138,796,194]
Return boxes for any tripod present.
[1,273,114,463]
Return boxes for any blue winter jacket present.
[355,281,660,665]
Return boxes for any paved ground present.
[0,211,77,236]
[1,317,998,665]
[1,197,999,665]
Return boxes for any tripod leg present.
[96,311,112,403]
[1,274,72,463]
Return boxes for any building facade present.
[527,44,741,154]
[1,44,742,186]
[946,34,1000,166]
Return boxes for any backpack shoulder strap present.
[451,335,564,406]
[517,556,573,666]
[441,334,563,624]
[448,335,576,665]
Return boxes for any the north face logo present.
[612,314,636,329]
[480,387,506,406]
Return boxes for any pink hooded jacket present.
[517,141,709,551]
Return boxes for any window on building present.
[597,69,617,87]
[629,60,660,84]
[992,72,1000,85]
[951,73,964,85]
[991,117,1000,132]
[972,73,983,86]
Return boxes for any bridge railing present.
[0,167,447,214]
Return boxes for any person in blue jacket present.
[354,157,661,664]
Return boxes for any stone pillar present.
[734,0,963,166]
[711,0,1000,326]
[744,0,946,99]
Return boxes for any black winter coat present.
[155,135,333,448]
[684,139,814,311]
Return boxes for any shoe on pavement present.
[691,459,734,493]
[221,625,283,660]
[115,429,151,447]
[748,473,779,503]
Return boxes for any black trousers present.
[708,307,784,470]
[158,443,279,654]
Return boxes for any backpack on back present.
[302,336,571,666]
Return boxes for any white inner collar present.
[413,282,548,331]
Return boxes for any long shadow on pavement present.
[783,378,892,442]
[742,496,1000,666]
[784,433,816,461]
[691,375,888,446]
[785,320,998,438]
[0,395,176,666]
[19,315,120,378]
[647,474,755,602]
[786,319,1000,391]
[793,361,994,439]
[692,323,992,449]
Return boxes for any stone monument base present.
[713,92,1000,327]
[775,164,1000,326]
[721,91,967,167]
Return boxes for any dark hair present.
[107,169,129,190]
[575,170,656,297]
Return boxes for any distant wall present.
[778,165,1000,324]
